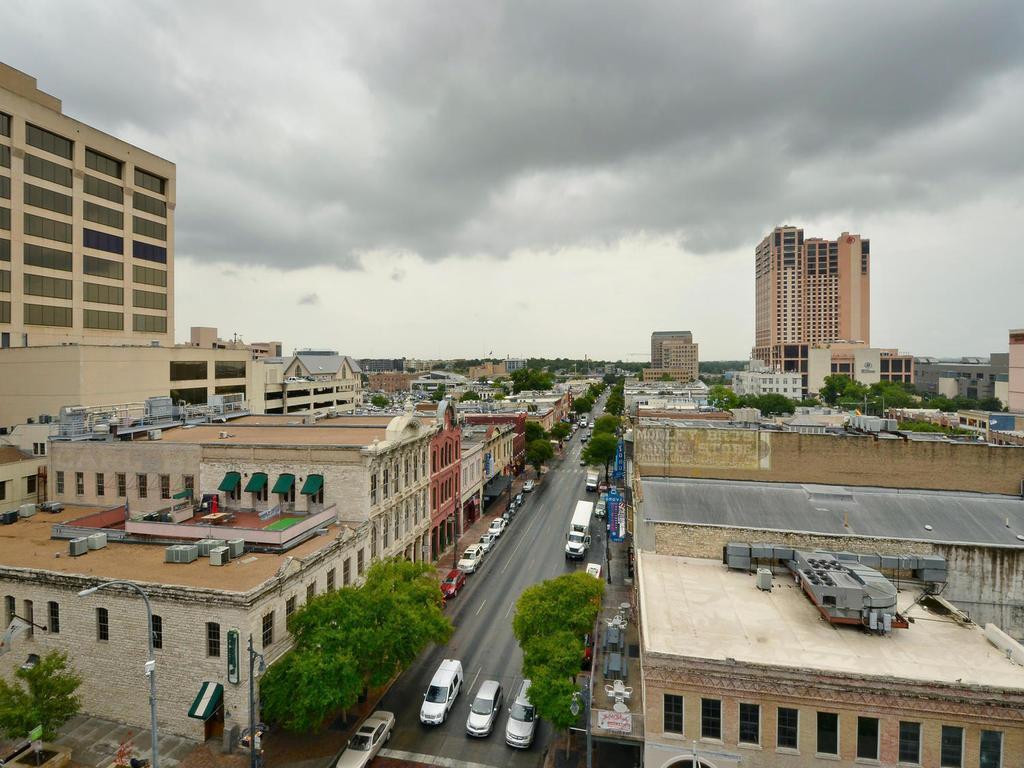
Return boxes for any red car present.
[440,569,467,599]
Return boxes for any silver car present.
[335,710,394,768]
[466,679,503,737]
[505,679,536,748]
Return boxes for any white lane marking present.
[379,749,501,768]
[475,598,487,616]
[505,600,515,619]
[469,665,481,692]
[501,516,538,573]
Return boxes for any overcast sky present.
[3,1,1023,361]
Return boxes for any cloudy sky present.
[3,1,1023,361]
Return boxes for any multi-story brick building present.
[367,371,417,393]
[464,412,526,476]
[425,401,460,559]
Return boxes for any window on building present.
[3,595,14,626]
[84,173,123,203]
[159,474,170,499]
[133,241,166,264]
[183,475,194,495]
[816,711,839,755]
[383,467,389,499]
[0,112,8,137]
[169,360,208,381]
[84,309,124,330]
[343,558,351,586]
[26,124,73,159]
[96,473,105,497]
[133,190,167,217]
[383,516,390,549]
[941,726,964,768]
[48,601,59,634]
[137,473,147,498]
[24,182,72,215]
[83,200,124,229]
[261,611,274,648]
[215,360,246,379]
[75,472,84,496]
[370,474,377,505]
[24,272,73,299]
[97,607,109,641]
[306,582,316,602]
[285,596,296,617]
[132,215,167,241]
[133,289,167,310]
[169,386,206,404]
[24,154,72,187]
[899,721,921,765]
[135,168,166,194]
[83,227,123,253]
[663,694,683,734]
[357,549,365,576]
[32,442,46,456]
[327,568,336,592]
[83,281,124,306]
[85,148,122,179]
[200,622,220,658]
[26,475,37,495]
[700,698,721,740]
[133,264,166,287]
[117,472,126,496]
[151,614,163,649]
[56,470,64,494]
[777,707,799,750]
[737,702,759,745]
[23,600,34,638]
[980,731,1002,768]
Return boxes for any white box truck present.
[585,471,599,492]
[565,500,594,559]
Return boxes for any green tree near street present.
[572,396,594,415]
[820,374,867,407]
[370,394,389,409]
[605,383,624,416]
[745,393,796,415]
[510,368,554,393]
[261,559,452,732]
[430,385,447,402]
[459,390,480,401]
[525,420,547,443]
[707,384,740,411]
[493,391,506,401]
[526,438,555,475]
[593,415,620,435]
[548,422,571,441]
[0,650,82,740]
[582,432,618,482]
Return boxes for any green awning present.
[172,488,193,500]
[244,472,268,493]
[300,474,323,495]
[187,681,223,720]
[271,473,295,494]
[217,472,241,493]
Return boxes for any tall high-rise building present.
[753,226,870,381]
[0,62,175,348]
[644,330,698,383]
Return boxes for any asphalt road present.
[377,401,608,768]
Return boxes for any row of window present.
[17,302,166,331]
[370,451,429,505]
[84,200,123,229]
[264,558,365,647]
[663,695,1002,767]
[56,471,194,500]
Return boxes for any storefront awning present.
[300,474,323,495]
[482,474,512,499]
[172,488,193,500]
[187,681,223,720]
[271,473,295,494]
[244,472,268,493]
[217,472,241,493]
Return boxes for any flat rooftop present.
[639,553,1024,690]
[0,505,341,593]
[641,477,1024,547]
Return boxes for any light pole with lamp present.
[570,686,592,768]
[77,581,159,768]
[247,635,266,768]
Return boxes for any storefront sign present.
[227,629,240,684]
[596,709,632,733]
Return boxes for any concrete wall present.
[0,453,43,513]
[634,425,1024,495]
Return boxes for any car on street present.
[594,499,606,519]
[420,659,463,725]
[458,545,485,573]
[488,518,507,538]
[478,532,496,553]
[514,492,524,506]
[336,710,394,768]
[505,679,537,748]
[440,569,466,599]
[579,457,587,465]
[523,479,535,492]
[465,679,504,737]
[502,509,513,524]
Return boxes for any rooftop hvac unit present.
[87,532,107,550]
[197,538,226,556]
[69,538,89,557]
[227,539,245,558]
[148,429,162,441]
[93,422,111,434]
[209,546,229,566]
[1,511,19,525]
[39,501,64,513]
[165,544,199,564]
[18,504,37,519]
[756,568,773,592]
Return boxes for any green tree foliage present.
[510,368,554,393]
[743,393,796,415]
[582,432,618,482]
[867,381,915,409]
[548,422,571,441]
[370,394,389,409]
[819,374,867,407]
[798,397,821,408]
[978,397,1004,412]
[430,385,447,402]
[605,383,625,416]
[700,360,749,375]
[895,419,973,435]
[587,383,605,400]
[572,396,594,415]
[593,415,620,435]
[658,373,674,381]
[459,390,480,401]
[261,559,452,732]
[0,650,82,740]
[707,384,740,411]
[526,439,555,473]
[524,420,547,443]
[493,391,506,401]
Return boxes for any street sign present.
[613,439,624,480]
[596,709,632,734]
[227,629,240,684]
[607,489,624,542]
[28,725,42,741]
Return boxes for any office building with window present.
[646,331,699,383]
[1,62,174,348]
[1008,330,1024,413]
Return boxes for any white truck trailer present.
[565,500,594,559]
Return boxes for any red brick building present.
[427,400,461,559]
[464,412,527,475]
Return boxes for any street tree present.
[593,415,620,435]
[707,384,740,411]
[745,393,795,415]
[459,390,480,401]
[261,559,452,732]
[525,420,546,443]
[526,438,555,475]
[0,650,82,740]
[605,383,625,416]
[582,432,618,482]
[572,396,594,415]
[549,422,571,441]
[510,368,554,393]
[430,385,447,402]
[819,374,867,407]
[978,397,1004,412]
[370,394,389,409]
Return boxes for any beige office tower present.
[645,330,699,383]
[753,226,870,374]
[0,63,175,348]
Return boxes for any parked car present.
[579,457,587,466]
[514,492,524,506]
[284,376,304,383]
[336,711,394,768]
[458,545,485,573]
[440,569,466,599]
[478,533,496,553]
[502,509,513,524]
[594,499,606,519]
[420,659,463,725]
[488,518,506,538]
[505,679,537,748]
[581,634,594,670]
[523,480,535,492]
[465,679,504,737]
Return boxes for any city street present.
[377,403,607,768]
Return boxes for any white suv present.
[420,659,463,725]
[458,544,485,573]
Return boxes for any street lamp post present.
[78,581,159,768]
[247,634,266,768]
[450,512,459,570]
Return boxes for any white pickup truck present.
[585,471,599,492]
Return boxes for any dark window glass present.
[83,282,123,305]
[261,611,274,647]
[133,190,167,217]
[0,300,9,323]
[663,694,683,733]
[170,360,208,381]
[84,201,124,229]
[117,473,126,496]
[941,726,963,767]
[133,215,166,240]
[207,622,220,656]
[133,240,167,263]
[137,473,147,498]
[48,601,60,634]
[0,112,9,137]
[133,264,166,286]
[738,703,759,745]
[83,309,123,330]
[24,154,72,187]
[26,124,73,159]
[56,470,64,494]
[134,314,167,333]
[83,228,124,254]
[214,384,245,396]
[97,607,109,640]
[899,721,921,764]
[0,270,8,293]
[84,254,124,280]
[0,175,8,199]
[24,183,73,215]
[0,145,9,168]
[133,288,166,310]
[25,213,72,243]
[160,474,170,499]
[151,614,163,649]
[85,148,122,179]
[215,360,246,379]
[777,707,799,749]
[285,596,296,617]
[1,239,9,261]
[169,386,206,405]
[25,243,72,272]
[700,698,721,740]
[980,731,1002,768]
[817,712,839,755]
[327,568,335,591]
[84,174,123,203]
[24,273,73,299]
[96,473,105,496]
[135,168,166,194]
[0,207,8,230]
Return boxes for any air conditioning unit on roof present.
[197,539,226,556]
[87,532,107,550]
[227,539,245,558]
[209,546,229,566]
[69,538,89,557]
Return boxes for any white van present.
[505,679,537,748]
[420,659,464,725]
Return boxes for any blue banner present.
[607,489,624,542]
[612,438,625,480]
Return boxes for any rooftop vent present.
[165,544,199,563]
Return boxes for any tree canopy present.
[459,390,480,401]
[593,415,620,435]
[526,438,555,473]
[430,385,447,402]
[370,394,389,409]
[582,432,618,482]
[0,650,82,740]
[525,420,547,443]
[604,383,624,416]
[572,396,594,415]
[261,559,452,732]
[707,384,740,411]
[510,368,554,393]
[549,422,571,441]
